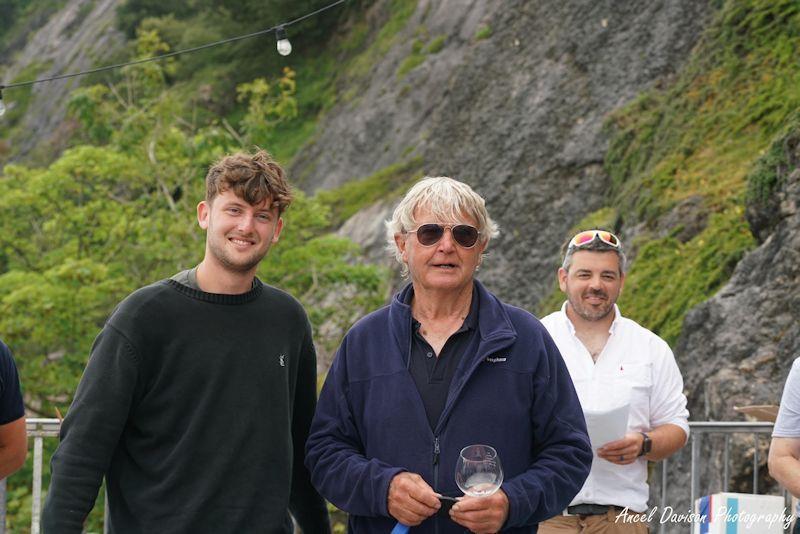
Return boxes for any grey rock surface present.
[1,0,125,162]
[297,0,714,312]
[658,133,800,521]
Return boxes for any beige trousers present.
[538,508,649,534]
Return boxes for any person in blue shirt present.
[306,176,592,533]
[0,340,27,480]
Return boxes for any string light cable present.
[0,0,347,116]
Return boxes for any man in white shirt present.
[538,229,689,534]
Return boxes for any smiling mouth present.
[229,237,255,246]
[433,263,458,269]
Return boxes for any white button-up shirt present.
[541,303,689,512]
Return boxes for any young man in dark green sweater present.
[42,150,331,533]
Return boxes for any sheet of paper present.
[584,403,630,449]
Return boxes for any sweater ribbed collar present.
[164,278,264,305]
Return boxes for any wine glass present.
[455,444,503,497]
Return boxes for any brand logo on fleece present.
[279,354,286,367]
[485,355,507,363]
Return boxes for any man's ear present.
[394,233,408,263]
[271,217,284,244]
[197,201,209,230]
[557,267,568,292]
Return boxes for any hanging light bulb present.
[275,26,292,56]
[0,88,6,117]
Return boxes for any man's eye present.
[257,214,271,221]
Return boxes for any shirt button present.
[427,352,433,358]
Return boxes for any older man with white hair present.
[306,176,592,534]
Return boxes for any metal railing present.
[26,418,61,534]
[656,421,787,534]
[1,419,791,533]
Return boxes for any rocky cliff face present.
[661,129,800,515]
[294,0,713,310]
[1,0,124,161]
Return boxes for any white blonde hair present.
[385,176,500,274]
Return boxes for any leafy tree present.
[0,25,385,531]
[237,67,298,145]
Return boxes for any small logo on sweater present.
[485,356,507,363]
[279,354,286,367]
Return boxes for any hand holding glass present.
[455,444,503,497]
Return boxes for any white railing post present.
[24,418,61,534]
[31,436,43,534]
[691,432,700,507]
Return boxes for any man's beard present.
[208,236,268,274]
[569,289,615,322]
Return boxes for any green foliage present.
[236,67,298,146]
[0,146,197,413]
[0,0,28,39]
[605,0,800,221]
[600,0,797,340]
[745,111,800,205]
[619,208,752,345]
[67,85,115,145]
[0,0,66,50]
[315,157,424,228]
[117,0,351,57]
[116,0,193,38]
[257,53,338,163]
[474,24,492,41]
[1,22,388,529]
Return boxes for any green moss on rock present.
[600,0,798,341]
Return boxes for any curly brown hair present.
[205,149,293,214]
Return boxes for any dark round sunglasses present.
[407,223,481,248]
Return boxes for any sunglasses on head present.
[568,230,621,249]
[407,223,481,248]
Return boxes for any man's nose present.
[437,228,456,251]
[237,213,255,232]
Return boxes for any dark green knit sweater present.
[42,279,330,533]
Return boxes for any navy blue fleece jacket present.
[306,280,592,533]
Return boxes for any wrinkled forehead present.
[411,202,477,226]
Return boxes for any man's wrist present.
[638,432,652,456]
